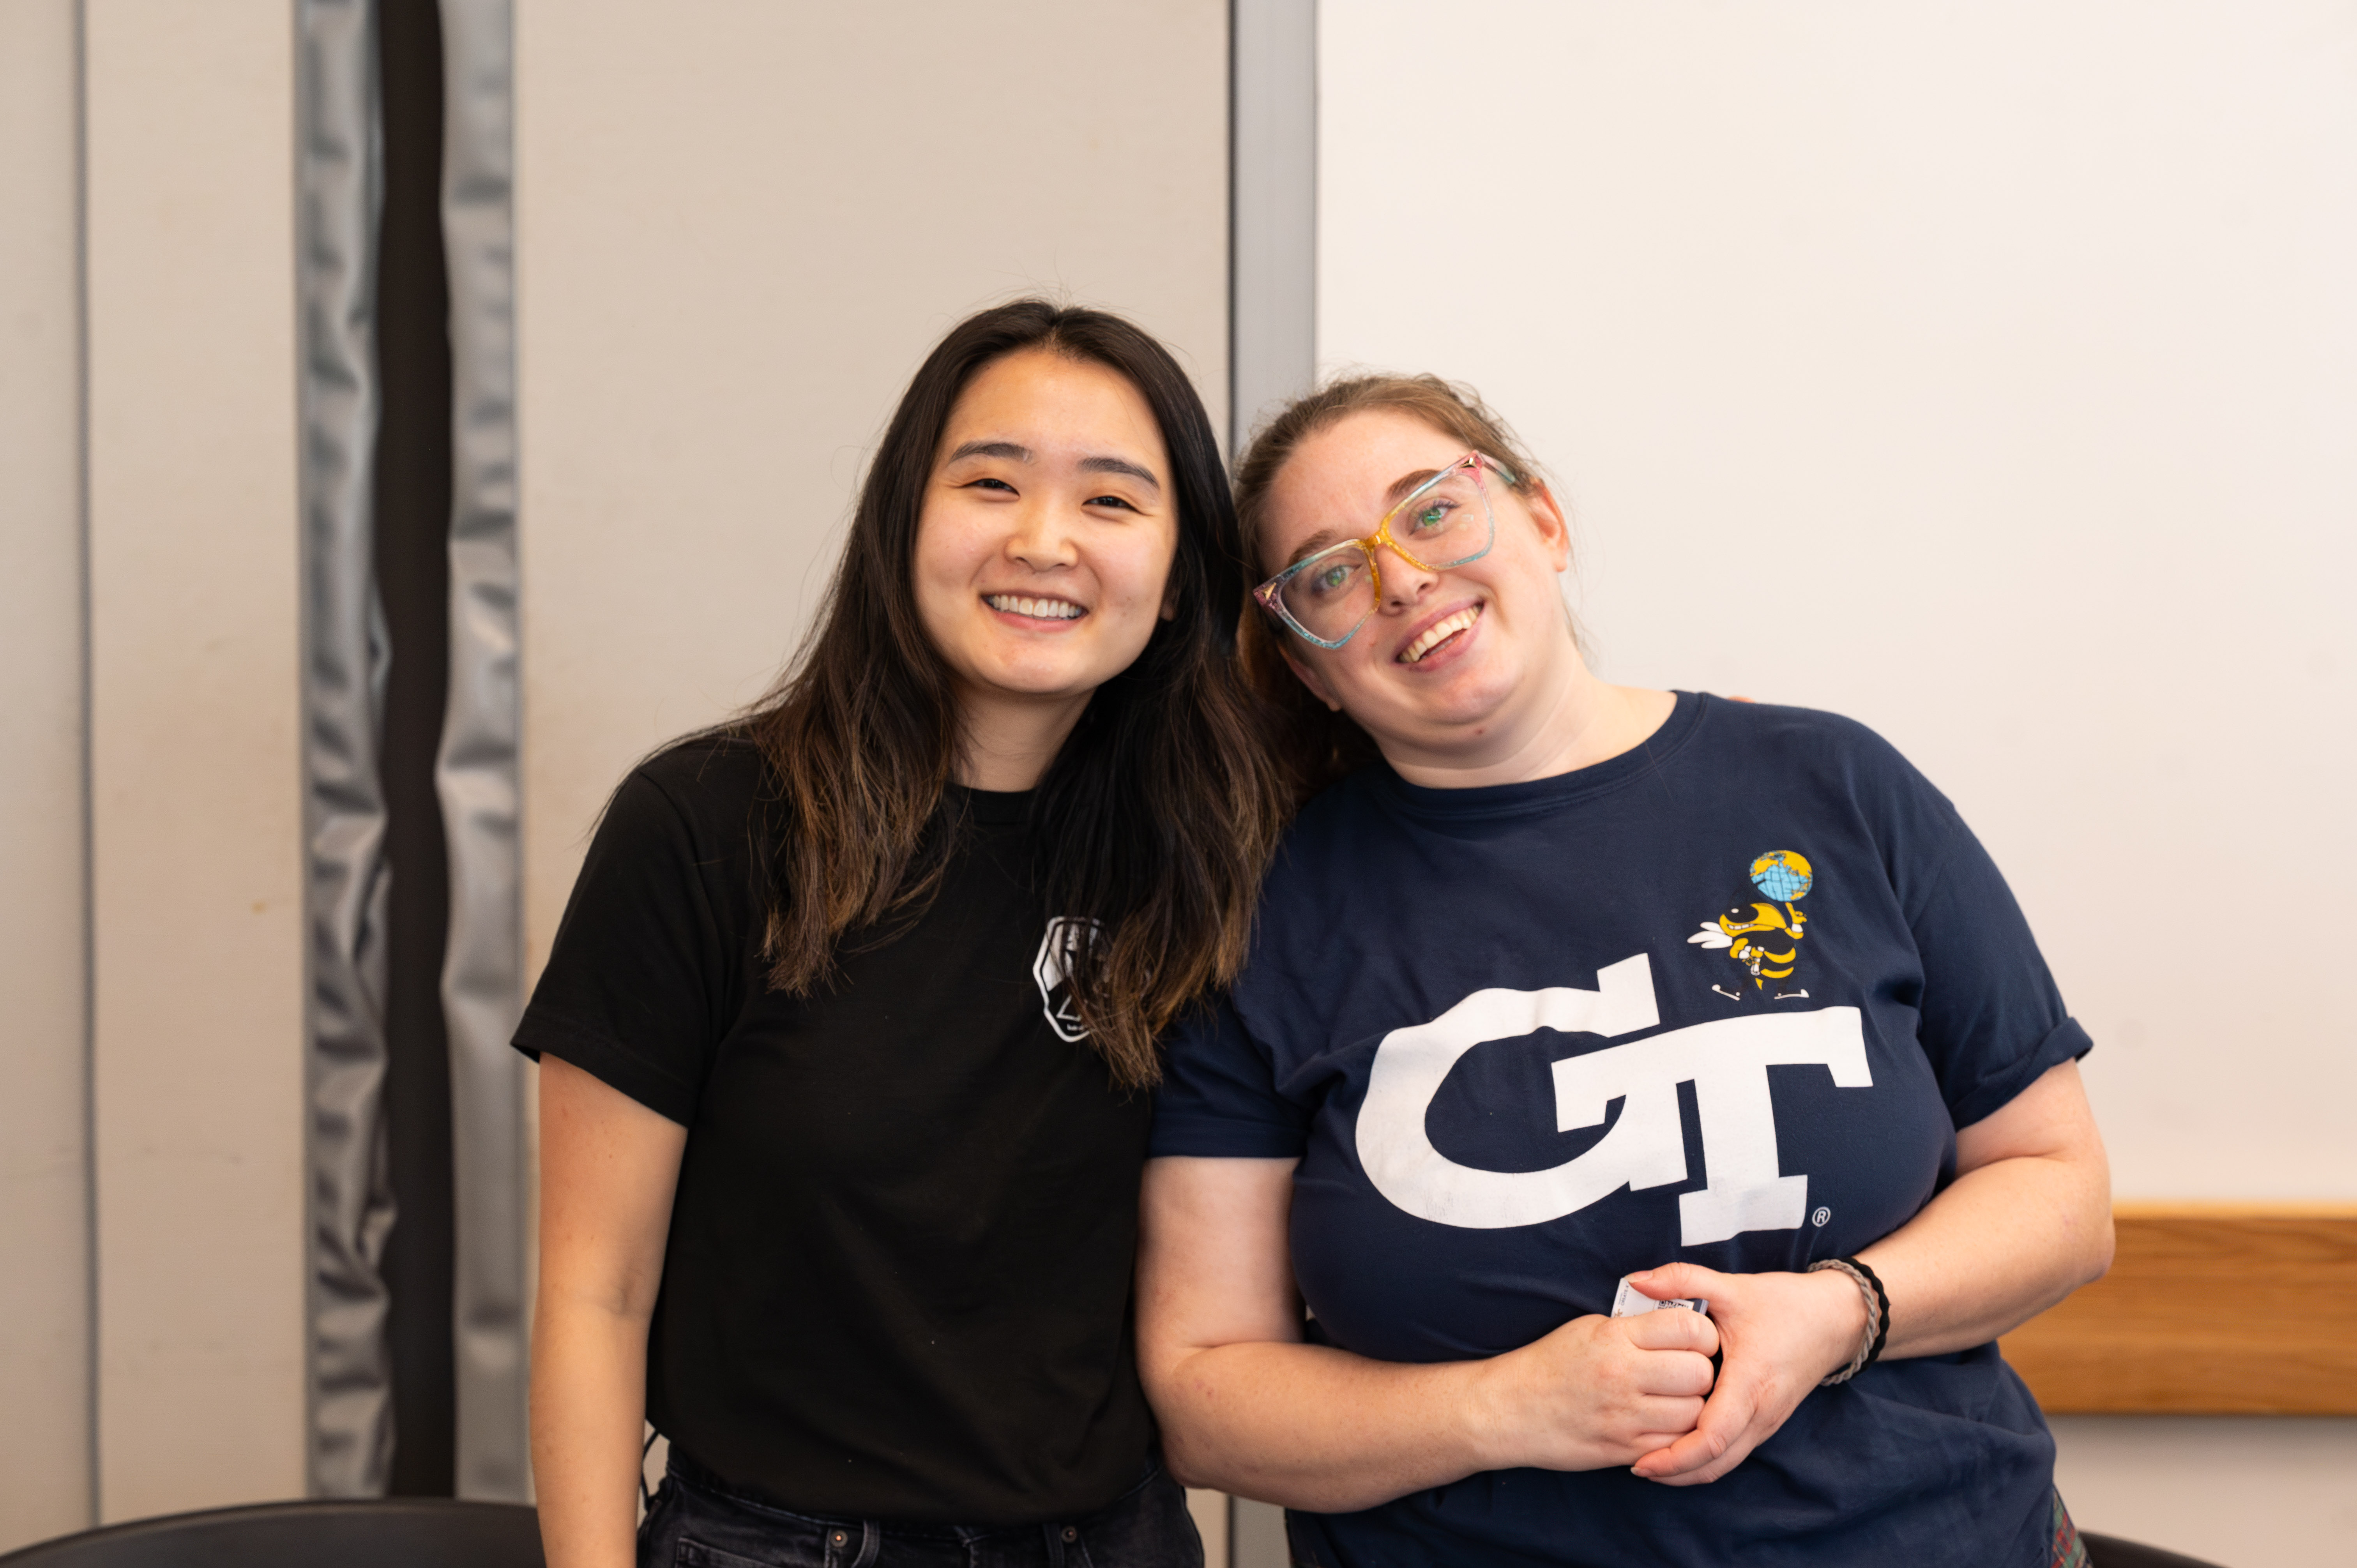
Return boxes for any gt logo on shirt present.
[1354,954,1870,1245]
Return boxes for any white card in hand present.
[1612,1275,1709,1319]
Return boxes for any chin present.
[964,658,1101,702]
[1384,660,1517,722]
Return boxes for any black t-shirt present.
[513,736,1156,1524]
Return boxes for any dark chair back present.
[2083,1532,2226,1568]
[0,1499,543,1568]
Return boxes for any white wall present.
[2050,1414,2357,1566]
[3,2,1232,1544]
[1321,0,2357,1199]
[83,0,306,1522]
[0,0,94,1550]
[1319,1,2356,1559]
[2,2,307,1542]
[519,9,1232,1529]
[514,0,1232,983]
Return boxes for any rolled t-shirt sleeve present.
[1150,995,1310,1159]
[512,769,734,1126]
[1905,806,2093,1132]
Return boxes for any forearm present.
[1624,1062,2115,1487]
[529,1298,656,1568]
[1141,1156,1717,1509]
[1155,1338,1496,1513]
[1859,1148,2112,1359]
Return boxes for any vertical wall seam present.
[1226,0,1239,465]
[296,0,398,1499]
[1225,11,1314,1562]
[291,0,306,1501]
[1226,0,1317,457]
[71,0,99,1530]
[1221,22,1242,1557]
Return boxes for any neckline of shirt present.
[1371,689,1709,821]
[944,781,1035,827]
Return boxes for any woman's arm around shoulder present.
[533,1054,689,1568]
[1137,1155,1719,1513]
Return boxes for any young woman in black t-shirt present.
[520,302,1286,1568]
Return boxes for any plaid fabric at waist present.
[2052,1489,2089,1568]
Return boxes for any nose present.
[1374,538,1442,609]
[1005,499,1078,572]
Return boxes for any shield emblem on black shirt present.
[1032,916,1093,1043]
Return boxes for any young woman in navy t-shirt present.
[1138,375,2114,1568]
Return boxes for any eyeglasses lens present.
[1277,468,1495,644]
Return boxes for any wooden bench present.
[2000,1204,2357,1414]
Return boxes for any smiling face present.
[1258,408,1579,767]
[913,349,1179,726]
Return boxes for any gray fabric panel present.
[1228,11,1312,1542]
[296,0,397,1501]
[1229,0,1318,452]
[436,0,529,1504]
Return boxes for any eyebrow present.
[1383,467,1445,507]
[942,441,1161,493]
[1282,528,1348,569]
[946,440,1032,465]
[1078,454,1160,491]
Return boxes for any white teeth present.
[987,594,1082,620]
[1401,607,1479,664]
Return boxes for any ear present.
[1520,480,1572,573]
[1279,644,1346,713]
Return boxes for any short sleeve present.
[1906,811,2092,1130]
[512,769,735,1126]
[1149,994,1311,1158]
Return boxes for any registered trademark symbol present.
[1811,1206,1832,1227]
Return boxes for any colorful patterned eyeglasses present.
[1251,452,1510,650]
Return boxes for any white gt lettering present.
[1354,954,1870,1245]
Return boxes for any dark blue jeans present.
[638,1448,1204,1568]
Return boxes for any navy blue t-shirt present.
[1151,693,2091,1568]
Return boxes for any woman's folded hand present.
[1622,1263,1868,1487]
[1467,1304,1721,1474]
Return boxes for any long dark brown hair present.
[740,299,1285,1088]
[1232,373,1553,804]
